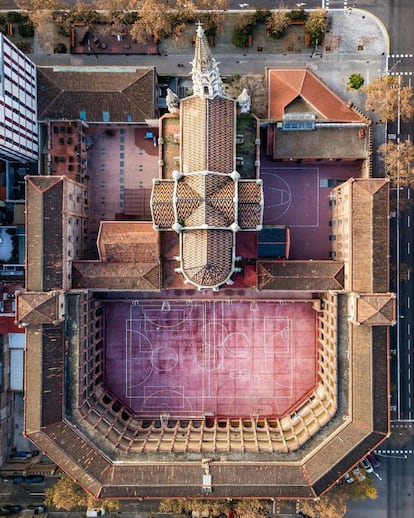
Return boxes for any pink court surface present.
[104,300,318,418]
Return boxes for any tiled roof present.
[181,229,234,287]
[151,181,175,228]
[238,181,263,228]
[268,68,370,123]
[176,173,235,227]
[257,261,345,291]
[350,179,389,292]
[97,221,159,263]
[26,176,64,292]
[16,291,61,325]
[356,293,396,325]
[72,261,161,290]
[37,67,156,122]
[181,97,234,174]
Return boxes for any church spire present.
[191,22,224,98]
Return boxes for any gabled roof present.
[97,221,159,263]
[37,67,156,122]
[71,262,161,290]
[257,260,345,291]
[267,68,369,123]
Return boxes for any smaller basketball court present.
[104,299,318,418]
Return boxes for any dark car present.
[24,474,44,483]
[367,453,381,468]
[1,475,25,483]
[11,450,39,458]
[0,505,22,514]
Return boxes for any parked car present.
[344,472,354,484]
[86,509,106,517]
[361,458,374,473]
[0,475,25,484]
[367,453,381,468]
[0,505,22,514]
[352,466,366,481]
[24,474,44,483]
[11,450,39,458]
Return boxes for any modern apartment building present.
[0,34,38,163]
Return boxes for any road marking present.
[408,297,411,309]
[409,215,411,227]
[408,323,411,336]
[409,189,411,200]
[409,369,411,381]
[409,396,412,408]
[409,354,411,365]
[409,270,411,281]
[408,242,411,255]
[409,338,411,350]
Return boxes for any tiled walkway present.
[85,125,158,257]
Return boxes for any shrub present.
[54,42,67,54]
[253,9,271,24]
[18,21,34,38]
[348,73,364,90]
[6,11,25,23]
[232,24,250,48]
[289,9,307,21]
[0,15,6,25]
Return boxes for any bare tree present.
[363,76,414,122]
[225,74,267,118]
[378,140,414,185]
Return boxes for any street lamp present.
[375,452,408,459]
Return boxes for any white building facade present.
[0,34,38,162]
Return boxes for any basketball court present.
[104,299,318,419]
[261,162,360,259]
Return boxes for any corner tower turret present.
[191,22,224,98]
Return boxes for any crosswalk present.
[376,449,413,455]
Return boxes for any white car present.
[361,457,374,473]
[86,509,106,517]
[344,472,354,484]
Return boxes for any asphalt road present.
[346,428,414,517]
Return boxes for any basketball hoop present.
[160,413,170,428]
[250,301,258,312]
[161,301,171,312]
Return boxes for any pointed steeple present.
[191,22,224,98]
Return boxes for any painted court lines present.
[104,300,317,418]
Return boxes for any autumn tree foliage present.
[45,475,88,511]
[378,140,414,185]
[363,76,414,122]
[266,8,290,39]
[305,9,327,45]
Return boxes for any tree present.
[348,73,364,90]
[378,140,414,185]
[45,476,88,511]
[300,488,348,518]
[129,0,170,43]
[224,74,266,118]
[343,475,378,502]
[235,498,266,518]
[305,9,327,45]
[159,498,230,516]
[266,9,290,38]
[363,76,414,122]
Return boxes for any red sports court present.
[104,299,318,418]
